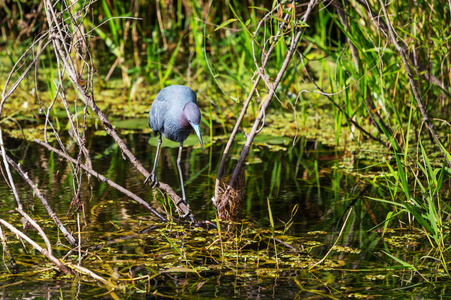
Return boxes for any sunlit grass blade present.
[161,37,182,85]
[382,251,417,271]
[163,234,200,276]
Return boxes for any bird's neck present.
[179,111,190,128]
[181,102,199,128]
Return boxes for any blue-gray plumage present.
[145,85,204,216]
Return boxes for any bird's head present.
[183,102,204,152]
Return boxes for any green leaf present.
[160,267,197,273]
[162,37,182,83]
[248,6,269,12]
[215,18,237,31]
[394,152,410,199]
[267,197,274,230]
[382,251,417,271]
[296,20,310,28]
[382,211,393,236]
[403,202,434,235]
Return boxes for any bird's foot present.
[175,197,188,206]
[175,198,190,218]
[144,173,159,188]
[181,210,190,218]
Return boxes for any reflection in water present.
[0,134,440,299]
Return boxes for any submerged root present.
[214,166,245,220]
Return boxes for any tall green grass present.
[3,0,451,276]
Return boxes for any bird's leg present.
[144,133,162,187]
[175,143,189,212]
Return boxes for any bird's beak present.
[192,123,205,153]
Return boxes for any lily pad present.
[114,118,149,130]
[148,133,211,149]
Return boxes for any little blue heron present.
[144,85,204,214]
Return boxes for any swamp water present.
[0,129,449,299]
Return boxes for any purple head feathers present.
[182,102,201,127]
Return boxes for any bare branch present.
[5,155,78,246]
[378,0,451,167]
[0,128,22,210]
[214,6,286,201]
[34,139,168,222]
[223,0,319,201]
[0,219,72,275]
[16,209,54,256]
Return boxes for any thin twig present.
[309,208,353,269]
[0,37,51,107]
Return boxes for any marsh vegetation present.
[1,0,451,298]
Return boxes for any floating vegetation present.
[2,0,451,298]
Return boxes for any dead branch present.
[0,219,72,275]
[0,38,52,107]
[66,263,116,289]
[16,209,54,256]
[377,0,451,167]
[42,0,193,219]
[0,217,115,287]
[214,6,289,202]
[0,129,22,209]
[221,0,319,204]
[5,155,78,246]
[34,139,168,222]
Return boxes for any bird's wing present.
[149,93,167,132]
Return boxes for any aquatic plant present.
[1,0,451,297]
